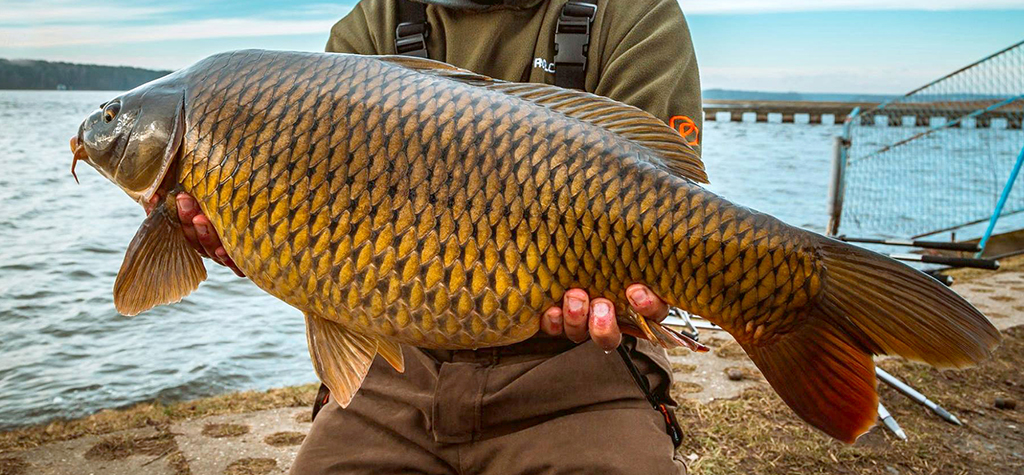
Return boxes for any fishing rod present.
[834,236,999,270]
[889,253,999,271]
[836,236,980,253]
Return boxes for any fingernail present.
[629,288,650,308]
[216,248,228,259]
[593,302,610,321]
[195,224,208,236]
[178,196,194,212]
[567,298,583,313]
[548,311,561,325]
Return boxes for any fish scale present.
[75,49,998,443]
[175,51,813,349]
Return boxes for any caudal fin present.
[739,237,1000,443]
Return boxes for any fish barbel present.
[71,50,999,443]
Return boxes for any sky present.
[1,0,1023,93]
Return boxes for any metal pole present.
[877,402,907,440]
[977,143,1024,257]
[875,367,962,425]
[826,107,858,236]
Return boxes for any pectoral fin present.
[304,313,377,407]
[375,338,405,372]
[114,201,207,316]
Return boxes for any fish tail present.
[738,236,1000,443]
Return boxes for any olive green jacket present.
[326,0,703,153]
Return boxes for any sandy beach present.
[2,255,1022,475]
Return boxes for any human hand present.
[540,284,669,351]
[175,193,245,277]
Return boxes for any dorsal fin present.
[376,55,707,184]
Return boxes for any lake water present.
[0,91,839,429]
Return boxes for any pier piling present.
[701,100,1022,128]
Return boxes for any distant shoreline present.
[0,58,171,91]
[1,58,896,102]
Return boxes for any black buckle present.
[396,21,429,58]
[554,1,596,68]
[658,403,684,448]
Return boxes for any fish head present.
[71,76,185,205]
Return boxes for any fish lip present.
[70,126,88,183]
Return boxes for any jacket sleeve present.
[325,1,385,54]
[593,0,703,154]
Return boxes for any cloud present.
[1,17,339,48]
[0,1,355,49]
[0,2,178,25]
[683,0,1024,14]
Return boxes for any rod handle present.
[891,253,1000,270]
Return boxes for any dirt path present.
[2,257,1022,475]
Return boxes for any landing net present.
[835,40,1024,240]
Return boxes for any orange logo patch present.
[669,115,700,146]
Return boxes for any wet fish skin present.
[179,51,803,348]
[75,49,999,444]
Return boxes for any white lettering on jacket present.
[533,57,555,74]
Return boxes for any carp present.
[70,50,999,443]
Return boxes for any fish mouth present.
[70,127,88,184]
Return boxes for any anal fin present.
[114,200,207,316]
[375,338,405,373]
[304,313,377,408]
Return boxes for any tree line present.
[0,58,171,90]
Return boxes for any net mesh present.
[840,40,1024,239]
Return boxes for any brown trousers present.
[290,337,686,474]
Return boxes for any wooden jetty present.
[703,100,1023,129]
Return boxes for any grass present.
[83,432,177,461]
[0,457,28,475]
[0,384,318,452]
[223,457,276,475]
[201,423,250,438]
[263,431,306,447]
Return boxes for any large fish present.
[71,50,999,443]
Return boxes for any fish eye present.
[103,102,121,123]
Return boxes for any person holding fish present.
[70,0,999,473]
[176,0,702,472]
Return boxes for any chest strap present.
[396,0,430,58]
[553,1,597,90]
